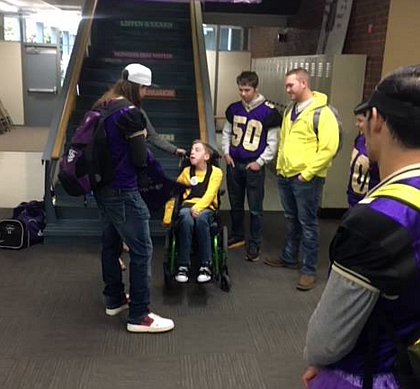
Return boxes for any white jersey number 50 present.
[232,115,262,152]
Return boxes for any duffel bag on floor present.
[0,219,25,249]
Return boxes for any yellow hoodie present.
[276,91,339,181]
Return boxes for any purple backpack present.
[58,100,131,196]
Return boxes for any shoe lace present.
[199,266,211,275]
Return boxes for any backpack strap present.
[283,102,295,119]
[98,99,133,123]
[362,313,380,389]
[312,107,322,140]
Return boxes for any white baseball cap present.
[123,63,158,87]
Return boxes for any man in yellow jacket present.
[264,68,339,291]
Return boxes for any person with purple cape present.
[303,65,420,389]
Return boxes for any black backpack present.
[363,308,420,389]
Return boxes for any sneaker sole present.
[197,278,212,283]
[264,259,299,269]
[105,303,129,316]
[126,323,175,333]
[246,256,260,262]
[296,283,316,291]
[228,241,245,249]
[175,278,189,283]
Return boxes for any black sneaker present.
[175,266,189,283]
[228,237,246,249]
[245,244,260,262]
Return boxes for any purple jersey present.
[225,100,282,162]
[103,104,147,189]
[331,172,420,376]
[347,133,380,207]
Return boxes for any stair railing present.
[190,1,217,149]
[42,0,98,223]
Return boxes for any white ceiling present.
[44,0,85,8]
[4,0,84,12]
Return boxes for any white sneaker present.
[175,266,189,283]
[126,313,175,333]
[197,266,212,283]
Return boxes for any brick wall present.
[343,0,391,99]
[251,0,391,100]
[250,0,326,58]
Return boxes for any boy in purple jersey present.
[347,102,380,207]
[303,65,420,389]
[222,71,282,262]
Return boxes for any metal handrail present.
[190,1,216,149]
[42,0,98,163]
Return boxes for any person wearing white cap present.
[117,63,186,269]
[92,63,175,333]
[123,63,186,156]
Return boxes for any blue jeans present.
[277,176,324,275]
[177,207,214,267]
[95,189,152,323]
[226,162,265,247]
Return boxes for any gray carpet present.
[0,212,338,389]
[0,126,49,152]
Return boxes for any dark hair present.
[373,65,420,149]
[236,71,259,88]
[93,79,141,109]
[354,102,369,116]
[192,139,214,159]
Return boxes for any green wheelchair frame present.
[163,205,231,292]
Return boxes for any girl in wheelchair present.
[163,140,223,283]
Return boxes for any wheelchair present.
[162,150,231,292]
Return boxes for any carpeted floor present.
[0,212,339,389]
[0,126,49,152]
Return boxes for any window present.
[203,24,249,52]
[4,16,20,42]
[203,24,216,50]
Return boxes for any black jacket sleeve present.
[116,107,148,169]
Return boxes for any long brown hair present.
[93,79,140,109]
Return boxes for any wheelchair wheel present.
[222,225,228,265]
[164,228,176,287]
[163,261,172,288]
[220,271,231,292]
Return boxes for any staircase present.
[44,0,205,237]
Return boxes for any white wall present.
[0,41,24,125]
[0,152,44,208]
[206,50,251,118]
[216,51,251,118]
